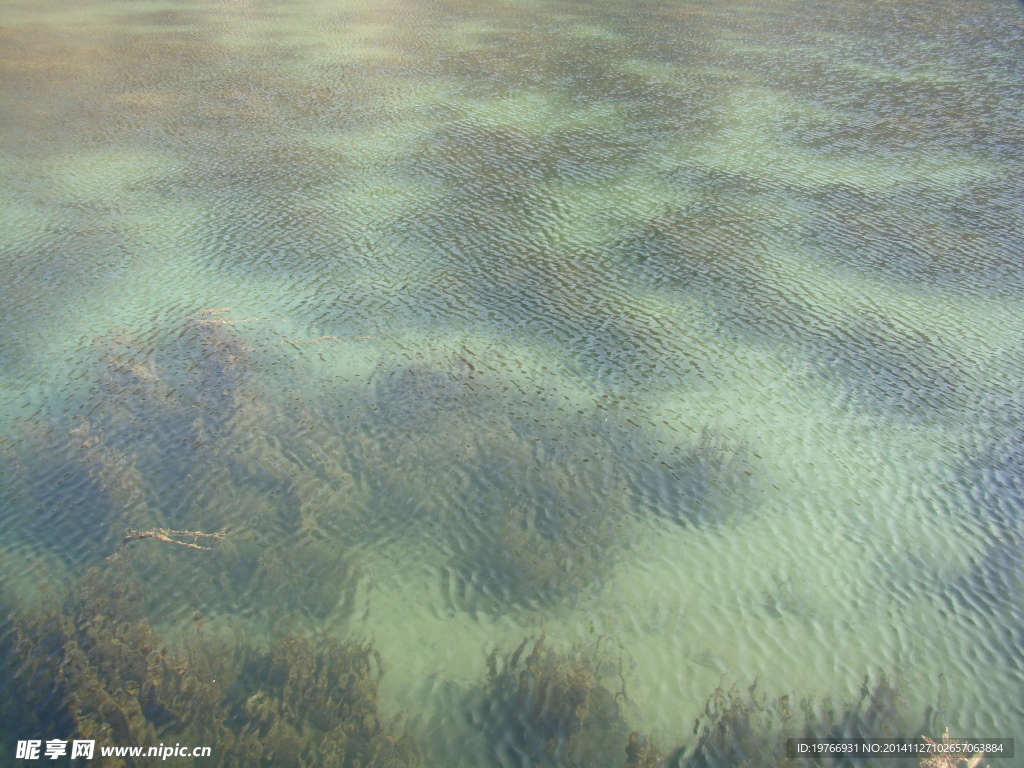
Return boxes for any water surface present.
[1,0,1022,764]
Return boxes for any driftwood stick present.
[122,527,226,551]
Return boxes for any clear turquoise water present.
[1,0,1022,764]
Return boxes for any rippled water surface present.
[2,0,1023,764]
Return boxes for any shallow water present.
[1,0,1023,764]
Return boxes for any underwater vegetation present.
[446,478,619,613]
[616,196,773,298]
[0,313,253,562]
[0,579,975,768]
[67,308,257,528]
[1,0,1020,763]
[482,632,636,768]
[621,427,759,530]
[809,312,971,419]
[4,565,225,755]
[322,346,641,612]
[9,305,727,625]
[367,352,486,432]
[679,677,920,768]
[220,632,420,768]
[654,674,977,768]
[623,733,665,768]
[476,635,949,768]
[5,312,671,619]
[2,562,420,768]
[943,390,1024,634]
[0,310,360,625]
[0,416,147,564]
[800,181,1024,298]
[618,193,974,419]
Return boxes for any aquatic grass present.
[623,427,760,530]
[799,180,1024,297]
[335,358,632,610]
[942,391,1024,621]
[0,415,153,564]
[2,562,420,768]
[678,676,921,768]
[614,189,989,420]
[482,632,635,768]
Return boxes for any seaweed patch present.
[3,563,421,768]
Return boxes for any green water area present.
[1,0,1022,765]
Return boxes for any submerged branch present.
[121,527,226,551]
